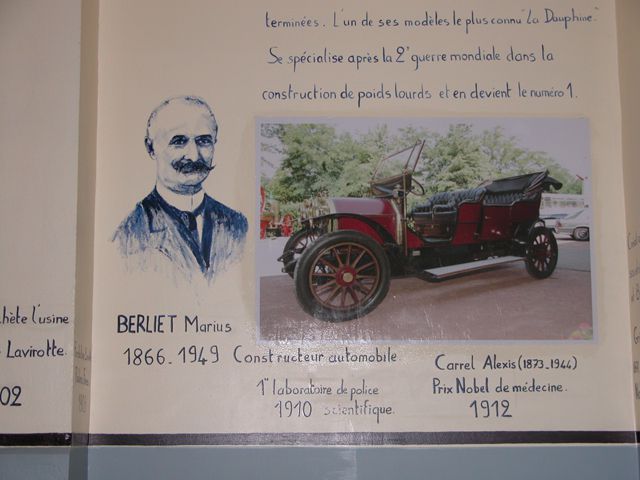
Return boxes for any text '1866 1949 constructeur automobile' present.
[277,140,563,322]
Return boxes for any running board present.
[421,256,523,280]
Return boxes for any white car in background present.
[553,208,591,241]
[541,213,570,232]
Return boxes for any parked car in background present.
[541,213,568,232]
[554,208,591,241]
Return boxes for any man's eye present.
[169,135,188,146]
[195,135,213,147]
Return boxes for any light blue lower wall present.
[1,446,638,480]
[0,448,70,479]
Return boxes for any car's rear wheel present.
[525,227,558,279]
[280,227,324,277]
[573,227,589,241]
[294,231,390,321]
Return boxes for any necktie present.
[180,211,199,246]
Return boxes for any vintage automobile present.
[278,141,563,321]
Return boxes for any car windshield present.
[371,140,424,182]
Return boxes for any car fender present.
[305,213,396,246]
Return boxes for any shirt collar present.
[156,183,205,213]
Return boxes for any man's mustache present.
[171,158,215,174]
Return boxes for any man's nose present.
[184,139,200,161]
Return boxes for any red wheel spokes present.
[309,243,381,310]
[355,261,375,273]
[530,232,555,273]
[340,289,348,307]
[347,287,359,304]
[351,249,366,268]
[317,257,339,272]
[315,280,338,295]
[327,285,342,303]
[332,247,344,267]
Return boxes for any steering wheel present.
[410,177,426,196]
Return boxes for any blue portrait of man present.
[113,96,247,281]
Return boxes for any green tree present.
[263,122,581,206]
[426,124,489,193]
[268,124,342,203]
[329,133,375,197]
[479,127,581,194]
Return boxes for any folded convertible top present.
[481,171,563,194]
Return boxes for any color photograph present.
[257,117,592,342]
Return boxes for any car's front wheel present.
[294,231,390,321]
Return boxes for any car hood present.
[328,197,396,216]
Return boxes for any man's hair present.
[144,95,218,156]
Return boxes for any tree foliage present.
[263,122,583,206]
[267,124,341,203]
[421,124,489,193]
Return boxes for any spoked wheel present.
[294,231,390,321]
[280,227,324,277]
[525,227,558,279]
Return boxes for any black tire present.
[573,227,589,241]
[293,230,390,321]
[280,227,323,278]
[525,227,558,279]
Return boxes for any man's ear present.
[144,136,155,157]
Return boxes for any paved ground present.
[258,239,592,342]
